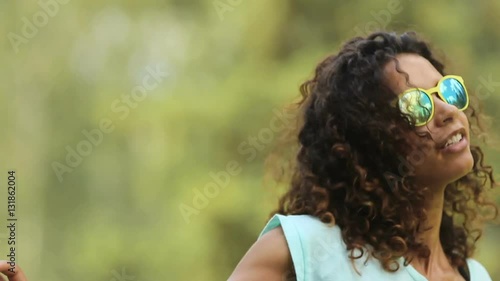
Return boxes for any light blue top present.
[259,214,492,281]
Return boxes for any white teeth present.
[445,133,463,147]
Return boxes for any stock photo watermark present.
[6,171,18,273]
[213,0,243,21]
[475,74,500,100]
[51,64,169,182]
[179,107,296,223]
[383,144,430,191]
[7,0,71,53]
[109,267,135,281]
[353,0,407,38]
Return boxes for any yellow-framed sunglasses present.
[397,75,470,126]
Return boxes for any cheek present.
[403,137,435,171]
[405,149,429,171]
[460,111,470,130]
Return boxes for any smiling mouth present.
[437,128,467,150]
[442,133,464,149]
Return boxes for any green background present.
[1,0,499,280]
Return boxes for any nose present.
[432,94,459,126]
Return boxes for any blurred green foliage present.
[0,0,499,280]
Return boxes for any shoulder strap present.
[259,214,306,281]
[458,262,470,281]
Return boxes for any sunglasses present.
[397,75,469,126]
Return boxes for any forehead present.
[383,53,443,94]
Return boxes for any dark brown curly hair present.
[266,31,499,273]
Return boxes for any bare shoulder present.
[228,227,293,281]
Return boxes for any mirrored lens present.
[439,78,468,109]
[399,90,433,125]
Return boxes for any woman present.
[228,31,498,281]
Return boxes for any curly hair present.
[267,31,499,273]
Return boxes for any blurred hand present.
[0,261,28,281]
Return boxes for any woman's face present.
[383,53,474,189]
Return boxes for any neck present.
[419,189,445,253]
[410,186,453,275]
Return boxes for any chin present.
[416,148,475,187]
[449,149,475,182]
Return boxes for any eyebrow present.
[411,76,442,90]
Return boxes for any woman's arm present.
[228,227,294,281]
